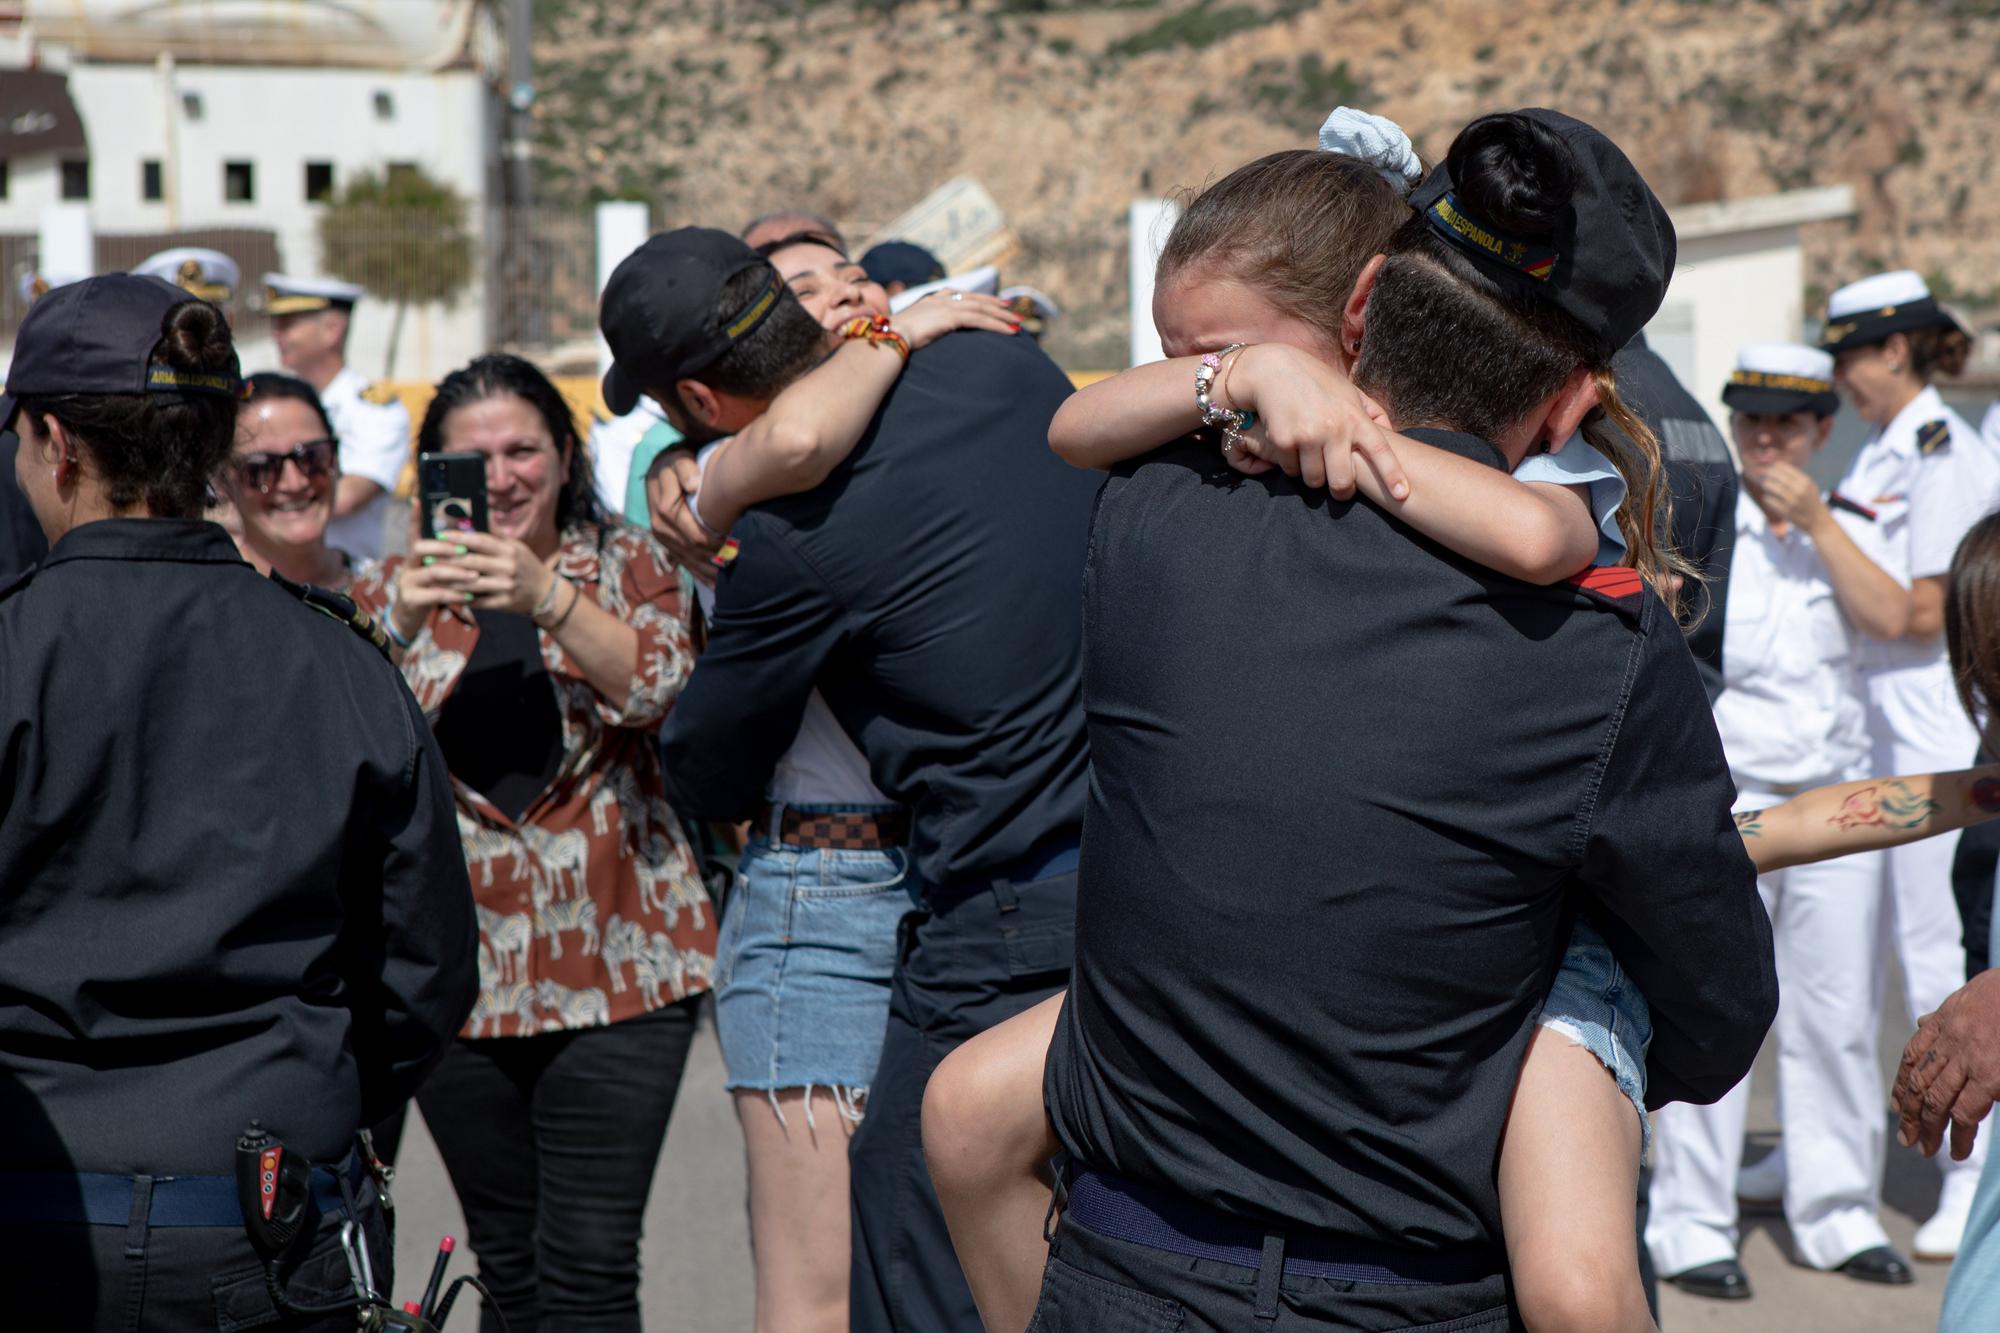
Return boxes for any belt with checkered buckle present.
[755,802,912,851]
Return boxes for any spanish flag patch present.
[1566,565,1644,602]
[712,537,740,568]
[1918,419,1952,456]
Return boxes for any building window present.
[0,160,9,201]
[304,161,335,203]
[373,90,395,120]
[142,159,163,201]
[181,91,203,120]
[60,159,89,200]
[224,160,255,203]
[386,161,420,187]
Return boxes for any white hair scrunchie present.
[1317,106,1423,197]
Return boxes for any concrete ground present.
[386,995,1961,1331]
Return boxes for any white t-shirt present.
[320,366,411,562]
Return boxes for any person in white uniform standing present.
[263,273,412,563]
[1649,344,1918,1299]
[1798,270,2000,1261]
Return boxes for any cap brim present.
[602,363,640,417]
[1723,385,1837,417]
[0,391,17,435]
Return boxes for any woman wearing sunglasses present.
[220,372,355,588]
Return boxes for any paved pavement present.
[386,994,1964,1331]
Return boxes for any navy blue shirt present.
[1045,431,1776,1252]
[660,330,1098,885]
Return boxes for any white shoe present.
[1914,1173,1978,1262]
[1737,1148,1785,1209]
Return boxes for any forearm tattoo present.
[1828,780,1939,833]
[1734,809,1764,837]
[1974,777,2000,813]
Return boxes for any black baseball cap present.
[860,240,945,290]
[1408,108,1676,358]
[599,227,787,416]
[0,273,241,434]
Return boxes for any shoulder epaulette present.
[359,382,400,407]
[269,570,391,659]
[1829,492,1878,521]
[1918,419,1952,456]
[1565,565,1645,614]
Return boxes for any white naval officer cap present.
[132,247,240,304]
[1721,342,1839,417]
[1820,269,1967,354]
[262,272,367,315]
[888,265,1001,315]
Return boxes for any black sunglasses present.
[234,438,338,493]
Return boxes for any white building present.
[0,0,504,381]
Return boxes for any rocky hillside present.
[531,0,2000,368]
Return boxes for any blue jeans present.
[1541,918,1653,1152]
[713,828,917,1097]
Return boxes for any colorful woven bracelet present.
[838,315,910,362]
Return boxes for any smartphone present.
[418,452,488,539]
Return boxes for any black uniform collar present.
[41,517,250,569]
[1401,426,1509,472]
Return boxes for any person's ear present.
[673,378,725,430]
[1539,366,1601,448]
[1341,254,1387,357]
[42,416,82,494]
[1882,332,1909,376]
[1813,415,1835,451]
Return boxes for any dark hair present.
[742,209,846,252]
[242,371,338,440]
[1157,149,1410,354]
[694,265,828,401]
[754,229,850,261]
[1948,510,2000,745]
[1353,114,1695,609]
[20,298,238,518]
[1904,325,1972,382]
[418,353,604,532]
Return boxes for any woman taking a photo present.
[350,353,714,1332]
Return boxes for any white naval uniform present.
[319,366,412,563]
[1841,384,1999,1210]
[1648,492,1892,1273]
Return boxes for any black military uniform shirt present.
[0,520,477,1175]
[660,330,1099,886]
[1045,432,1777,1253]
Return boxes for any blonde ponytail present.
[1580,367,1704,623]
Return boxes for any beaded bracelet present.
[1195,343,1258,452]
[838,315,911,362]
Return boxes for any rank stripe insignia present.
[712,537,741,568]
[1566,565,1644,601]
[1829,492,1879,521]
[1918,419,1952,456]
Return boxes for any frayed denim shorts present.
[1540,917,1653,1154]
[713,814,920,1106]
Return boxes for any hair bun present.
[1446,113,1576,238]
[156,298,239,377]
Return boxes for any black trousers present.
[416,998,700,1333]
[1029,1208,1518,1333]
[849,866,1078,1333]
[9,1178,391,1331]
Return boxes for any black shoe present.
[1667,1259,1753,1300]
[1837,1246,1915,1285]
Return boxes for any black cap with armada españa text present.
[598,228,787,416]
[0,274,243,435]
[1406,107,1676,358]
